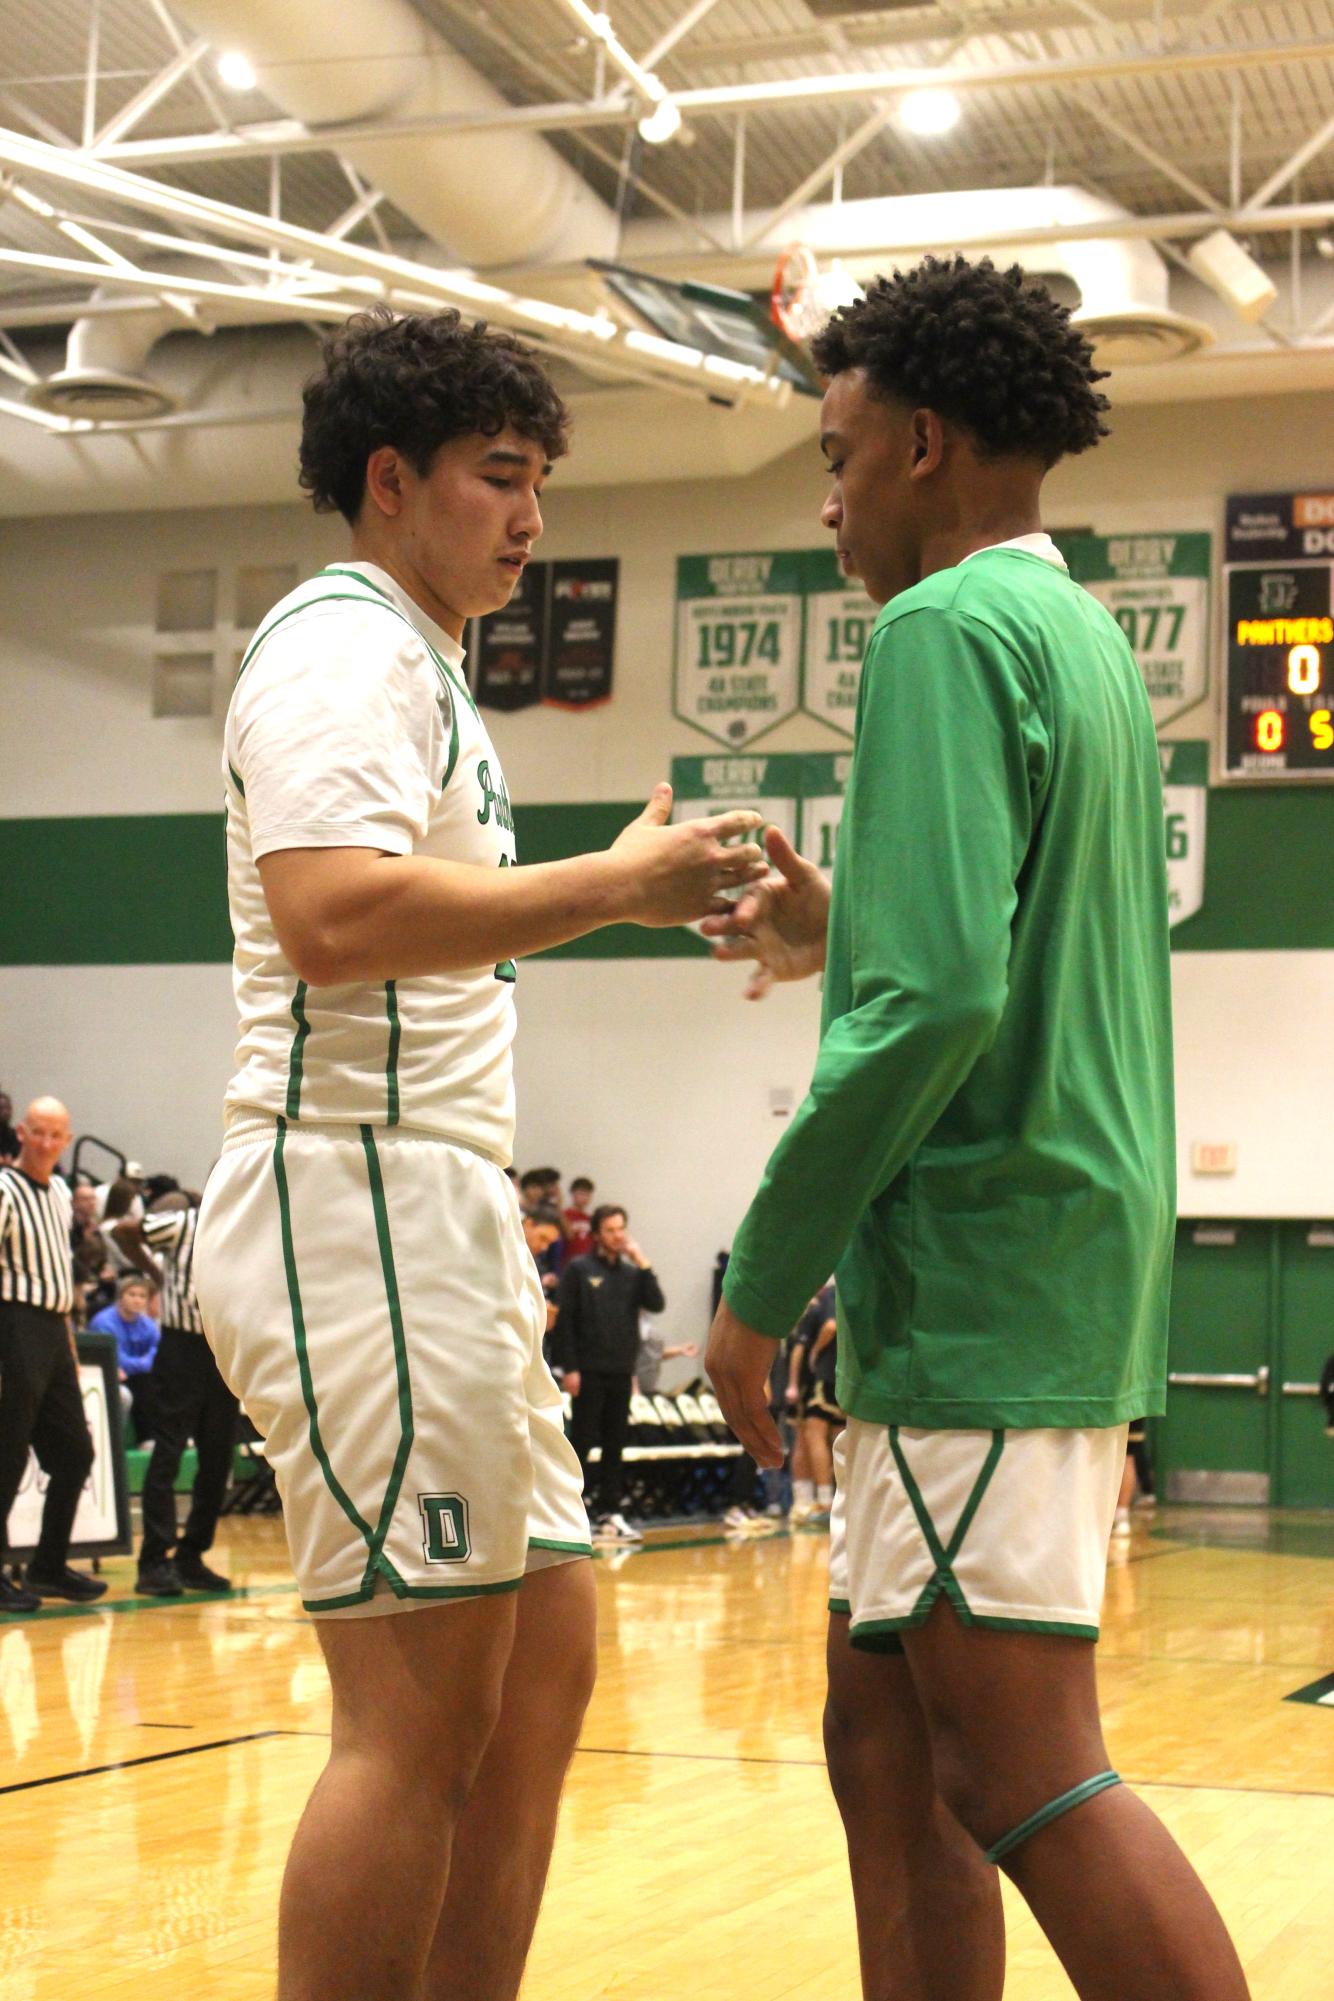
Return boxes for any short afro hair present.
[810,256,1109,467]
[299,307,571,524]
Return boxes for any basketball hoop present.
[770,245,825,345]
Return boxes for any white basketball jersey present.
[221,561,519,1162]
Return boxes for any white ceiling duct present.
[25,301,182,422]
[616,187,1216,367]
[170,0,620,270]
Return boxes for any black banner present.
[471,560,547,711]
[544,558,618,709]
[1226,490,1334,564]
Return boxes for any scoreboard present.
[1224,491,1334,779]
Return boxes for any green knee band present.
[984,1770,1122,1866]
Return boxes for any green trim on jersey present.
[318,565,479,719]
[234,593,410,685]
[845,1426,1101,1653]
[384,983,401,1127]
[285,983,310,1120]
[529,1536,595,1557]
[227,761,245,799]
[273,1118,380,1558]
[358,1124,415,1595]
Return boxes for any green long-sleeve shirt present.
[723,543,1175,1430]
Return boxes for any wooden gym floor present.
[0,1506,1331,1999]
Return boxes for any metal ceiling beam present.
[742,101,897,252]
[1064,92,1225,214]
[90,36,1334,164]
[0,131,788,404]
[641,0,727,74]
[91,37,212,152]
[1247,110,1334,211]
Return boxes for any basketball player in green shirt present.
[705,259,1248,1999]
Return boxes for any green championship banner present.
[674,551,875,747]
[669,750,850,874]
[1061,531,1211,730]
[671,740,1206,923]
[1161,740,1208,927]
[668,750,805,847]
[795,749,852,873]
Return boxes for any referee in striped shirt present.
[0,1097,105,1611]
[113,1190,239,1596]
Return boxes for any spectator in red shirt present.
[563,1176,595,1257]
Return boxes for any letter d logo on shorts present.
[420,1493,471,1564]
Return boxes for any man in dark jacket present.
[555,1205,664,1541]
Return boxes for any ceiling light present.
[898,88,961,138]
[638,97,682,145]
[216,51,257,92]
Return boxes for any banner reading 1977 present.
[674,551,876,748]
[1061,531,1211,730]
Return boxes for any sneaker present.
[136,1561,185,1598]
[597,1513,643,1543]
[174,1556,232,1593]
[1111,1508,1132,1536]
[24,1564,108,1603]
[722,1505,753,1529]
[0,1573,40,1614]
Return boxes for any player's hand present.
[563,1370,581,1399]
[610,785,768,928]
[706,1301,783,1468]
[699,825,830,999]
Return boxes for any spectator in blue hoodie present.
[89,1274,160,1442]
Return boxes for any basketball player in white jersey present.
[193,308,766,2001]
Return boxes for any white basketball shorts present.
[194,1116,590,1617]
[827,1418,1128,1650]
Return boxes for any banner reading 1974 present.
[674,553,804,749]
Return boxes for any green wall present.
[3,786,1332,965]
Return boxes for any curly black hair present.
[810,256,1109,466]
[299,307,571,523]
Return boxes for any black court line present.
[577,1744,826,1770]
[575,1746,1333,1799]
[0,1730,282,1797]
[134,1721,195,1731]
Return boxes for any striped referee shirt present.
[0,1166,75,1315]
[141,1206,205,1335]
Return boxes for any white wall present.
[4,383,1334,1330]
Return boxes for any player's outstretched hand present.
[699,825,830,1000]
[705,1301,783,1469]
[611,784,768,929]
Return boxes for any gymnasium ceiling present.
[3,0,1334,498]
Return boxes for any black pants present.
[140,1327,240,1568]
[0,1303,95,1569]
[570,1370,632,1515]
[123,1371,157,1445]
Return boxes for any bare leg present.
[803,1416,833,1492]
[424,1558,597,2001]
[1116,1455,1136,1512]
[824,1613,1004,2001]
[903,1604,1251,2001]
[278,1593,517,2001]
